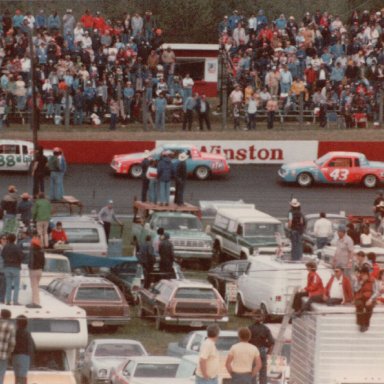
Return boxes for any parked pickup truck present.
[130,201,213,269]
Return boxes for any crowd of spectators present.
[0,8,195,128]
[220,8,384,128]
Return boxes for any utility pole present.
[28,27,39,150]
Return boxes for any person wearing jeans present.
[1,234,24,305]
[0,309,15,383]
[157,152,173,205]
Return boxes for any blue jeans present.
[4,267,20,304]
[13,354,30,377]
[232,372,253,384]
[290,230,303,261]
[316,237,328,249]
[74,109,83,125]
[110,113,117,130]
[280,82,291,94]
[252,347,267,384]
[0,359,7,383]
[148,179,158,203]
[195,376,218,384]
[50,171,63,200]
[124,98,132,117]
[155,110,165,131]
[159,181,170,204]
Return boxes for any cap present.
[290,198,300,207]
[108,199,114,204]
[337,224,346,232]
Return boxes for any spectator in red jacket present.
[292,261,324,316]
[354,265,376,332]
[80,10,94,32]
[49,221,68,247]
[367,252,380,280]
[323,266,353,305]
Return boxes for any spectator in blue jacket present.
[47,11,61,33]
[154,92,167,131]
[157,151,173,205]
[123,81,135,119]
[35,10,47,30]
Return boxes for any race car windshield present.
[314,153,333,166]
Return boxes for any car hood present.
[200,152,226,161]
[113,152,145,162]
[281,160,316,169]
[168,231,212,241]
[367,161,384,169]
[93,357,128,368]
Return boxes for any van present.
[235,256,332,319]
[210,206,290,262]
[50,215,108,257]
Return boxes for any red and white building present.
[162,43,220,97]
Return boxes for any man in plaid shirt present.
[0,309,15,383]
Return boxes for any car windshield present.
[134,363,179,378]
[65,228,100,243]
[175,288,216,300]
[75,287,120,301]
[306,217,347,234]
[314,153,333,166]
[243,223,284,244]
[44,259,71,273]
[157,217,202,231]
[95,343,145,357]
[216,336,239,351]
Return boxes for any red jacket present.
[355,278,375,301]
[305,271,324,297]
[371,263,380,280]
[51,229,68,243]
[80,14,94,29]
[325,275,353,303]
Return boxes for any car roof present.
[152,212,197,218]
[55,275,114,286]
[324,151,365,158]
[249,256,329,270]
[51,215,97,223]
[305,213,346,220]
[181,355,199,364]
[161,144,196,150]
[44,253,70,261]
[126,356,181,364]
[92,339,145,346]
[160,279,214,289]
[217,208,280,223]
[0,139,32,146]
[187,330,238,337]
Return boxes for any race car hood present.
[366,161,384,169]
[113,152,146,162]
[281,160,316,170]
[199,152,227,161]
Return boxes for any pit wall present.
[38,140,384,164]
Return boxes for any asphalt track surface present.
[1,164,378,218]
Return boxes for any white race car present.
[0,140,53,172]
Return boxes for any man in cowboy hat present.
[288,198,305,261]
[248,309,274,384]
[174,152,188,206]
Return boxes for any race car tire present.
[129,164,143,178]
[363,174,377,188]
[194,166,210,180]
[297,172,313,187]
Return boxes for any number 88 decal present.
[0,155,16,167]
[329,168,349,181]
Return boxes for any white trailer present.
[290,303,384,384]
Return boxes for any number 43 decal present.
[329,169,349,181]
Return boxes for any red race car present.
[110,143,230,180]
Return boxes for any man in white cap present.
[98,200,122,242]
[288,198,305,261]
[174,152,188,206]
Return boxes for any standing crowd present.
[221,7,384,129]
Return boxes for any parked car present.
[300,213,347,253]
[80,339,148,384]
[109,356,181,384]
[131,201,212,269]
[0,140,52,172]
[207,260,250,300]
[50,215,108,257]
[104,261,184,304]
[40,253,72,288]
[167,330,238,357]
[278,151,384,188]
[46,276,130,331]
[110,143,230,180]
[235,256,332,320]
[210,205,290,263]
[137,279,228,330]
